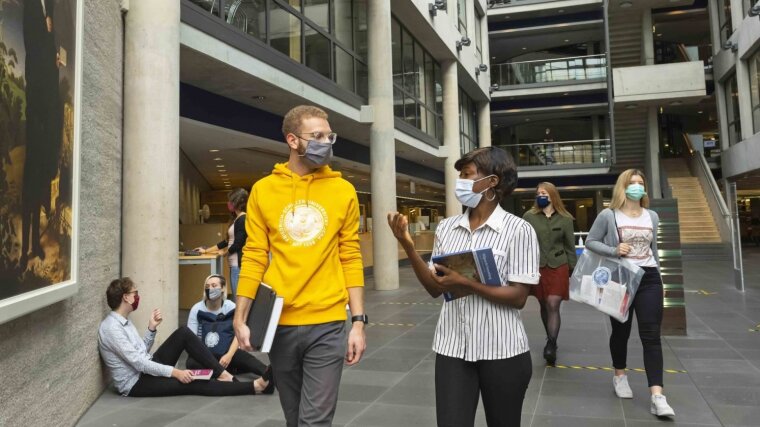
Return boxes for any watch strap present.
[351,314,368,324]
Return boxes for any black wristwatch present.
[351,314,368,324]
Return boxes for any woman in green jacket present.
[522,182,576,365]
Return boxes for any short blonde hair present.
[610,169,649,209]
[282,105,329,138]
[529,182,574,219]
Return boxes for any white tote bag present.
[569,250,644,322]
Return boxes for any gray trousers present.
[269,321,346,427]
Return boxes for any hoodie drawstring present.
[290,173,316,216]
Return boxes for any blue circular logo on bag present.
[205,331,220,348]
[592,267,611,288]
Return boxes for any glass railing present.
[491,54,607,88]
[496,139,612,167]
[490,0,566,7]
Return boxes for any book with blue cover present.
[432,248,501,302]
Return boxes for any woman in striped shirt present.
[387,147,540,427]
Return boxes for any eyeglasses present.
[295,132,337,144]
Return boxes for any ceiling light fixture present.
[213,157,223,161]
[619,0,632,7]
[209,149,220,153]
[625,104,638,109]
[251,95,266,101]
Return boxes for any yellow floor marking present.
[550,365,687,374]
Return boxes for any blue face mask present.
[536,195,550,208]
[625,183,647,201]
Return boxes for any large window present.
[719,0,733,44]
[751,51,760,134]
[725,74,742,146]
[459,89,477,155]
[188,0,368,98]
[458,0,467,36]
[474,10,482,61]
[392,18,443,144]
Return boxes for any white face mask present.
[455,175,495,208]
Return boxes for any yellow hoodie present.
[237,162,364,325]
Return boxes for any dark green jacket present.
[522,210,577,269]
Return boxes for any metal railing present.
[496,139,612,167]
[684,146,732,244]
[491,54,607,88]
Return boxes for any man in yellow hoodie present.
[233,105,367,427]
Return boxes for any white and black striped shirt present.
[431,205,540,361]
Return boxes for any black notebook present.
[246,283,283,353]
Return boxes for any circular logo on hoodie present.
[279,200,328,247]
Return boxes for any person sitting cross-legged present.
[185,274,274,393]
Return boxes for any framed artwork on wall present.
[0,0,83,324]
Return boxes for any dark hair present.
[106,277,135,309]
[454,147,517,200]
[228,188,249,212]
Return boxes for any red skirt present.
[530,264,570,301]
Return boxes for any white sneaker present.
[613,375,633,398]
[650,394,675,417]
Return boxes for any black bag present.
[197,309,235,357]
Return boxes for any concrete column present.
[122,0,180,340]
[443,60,461,218]
[709,0,731,150]
[642,9,654,65]
[708,0,723,56]
[646,107,662,199]
[477,101,491,147]
[594,190,605,215]
[737,58,755,140]
[592,115,601,163]
[715,81,732,151]
[367,0,399,290]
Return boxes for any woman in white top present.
[186,274,274,393]
[585,169,675,418]
[196,188,248,299]
[387,147,540,427]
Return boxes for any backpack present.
[197,309,235,357]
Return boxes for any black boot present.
[543,338,557,365]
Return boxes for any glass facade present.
[459,89,478,155]
[458,0,467,36]
[474,10,482,61]
[189,0,368,98]
[719,0,733,44]
[751,50,760,134]
[725,73,742,146]
[392,17,444,144]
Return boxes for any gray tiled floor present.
[77,247,760,427]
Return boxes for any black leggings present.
[186,349,267,377]
[609,267,664,387]
[128,327,253,397]
[435,351,532,427]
